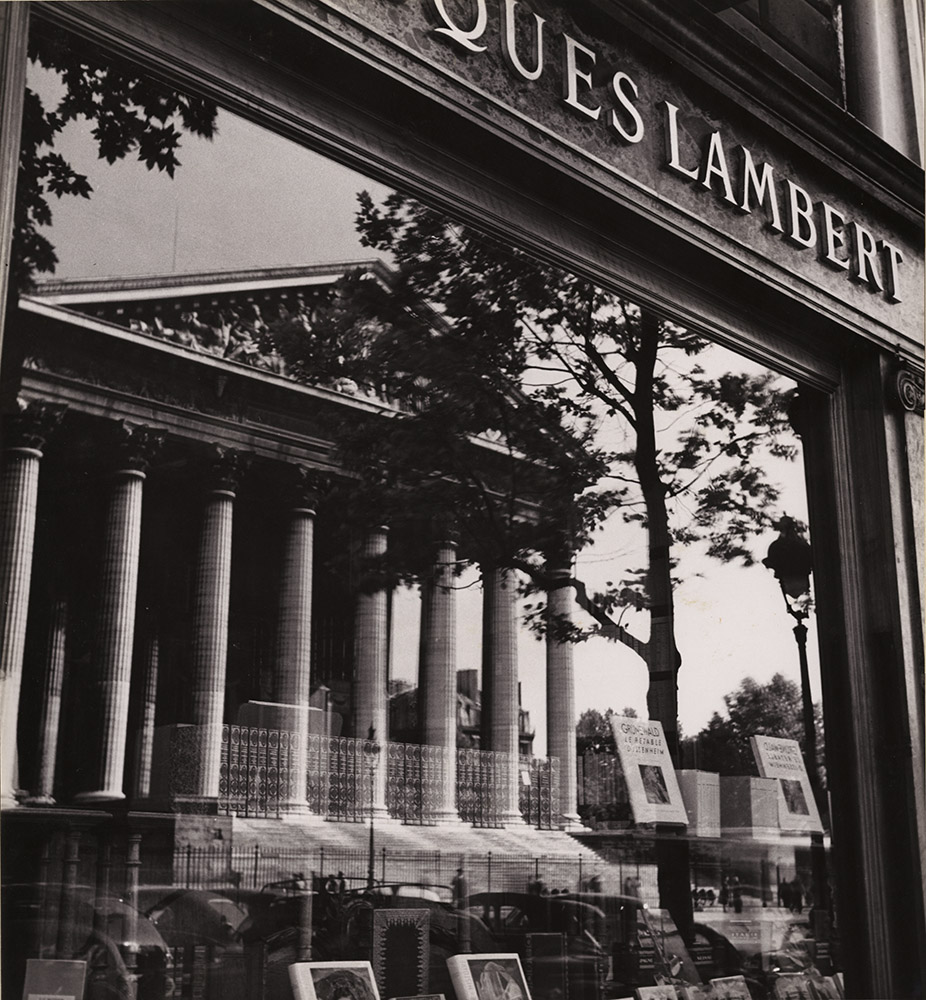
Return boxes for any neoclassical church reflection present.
[1,262,583,863]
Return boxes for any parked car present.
[465,891,609,1000]
[1,883,175,1000]
[559,892,715,996]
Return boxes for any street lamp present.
[364,726,381,890]
[763,516,831,918]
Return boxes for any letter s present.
[609,71,644,144]
[429,0,488,52]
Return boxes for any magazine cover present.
[446,954,532,1000]
[611,716,689,825]
[750,735,823,833]
[290,961,382,1000]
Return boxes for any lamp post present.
[763,517,831,919]
[364,726,381,890]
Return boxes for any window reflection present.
[3,18,839,1000]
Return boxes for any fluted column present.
[190,449,243,799]
[546,565,582,829]
[24,596,68,805]
[273,468,321,813]
[353,525,389,816]
[77,424,164,802]
[481,564,523,824]
[130,616,160,801]
[0,400,65,808]
[419,527,459,822]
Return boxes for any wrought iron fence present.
[219,725,560,828]
[219,725,301,818]
[519,754,558,829]
[171,844,640,899]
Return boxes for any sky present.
[28,80,822,754]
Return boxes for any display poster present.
[750,735,823,834]
[611,716,688,825]
[22,959,86,1000]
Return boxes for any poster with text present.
[611,716,688,825]
[750,735,823,834]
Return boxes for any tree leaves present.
[12,23,218,290]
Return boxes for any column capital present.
[110,422,166,473]
[4,398,66,452]
[429,514,460,548]
[281,464,329,511]
[203,446,249,492]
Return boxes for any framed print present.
[446,953,532,1000]
[290,961,382,1000]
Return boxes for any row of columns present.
[0,402,580,824]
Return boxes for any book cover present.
[290,961,381,1000]
[750,734,823,833]
[446,954,532,1000]
[611,716,689,825]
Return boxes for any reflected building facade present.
[0,1,923,997]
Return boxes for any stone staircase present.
[221,815,653,899]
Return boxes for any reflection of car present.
[138,888,250,1000]
[1,884,175,1000]
[559,892,708,996]
[138,887,248,949]
[228,880,495,999]
[465,891,607,1000]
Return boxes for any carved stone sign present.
[289,0,922,346]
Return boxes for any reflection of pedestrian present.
[719,877,729,912]
[452,867,468,908]
[730,875,742,914]
[791,879,803,915]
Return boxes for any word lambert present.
[428,0,905,302]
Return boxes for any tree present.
[685,673,825,784]
[576,705,638,755]
[274,192,797,763]
[12,21,217,290]
[576,708,616,756]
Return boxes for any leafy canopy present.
[275,192,797,626]
[14,23,217,289]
